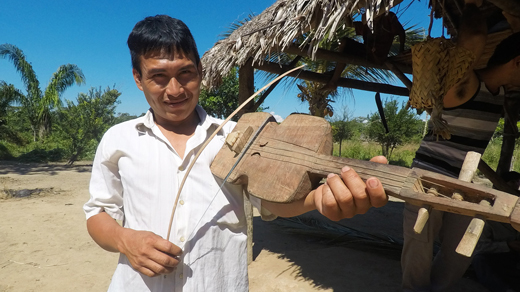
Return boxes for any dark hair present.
[487,32,520,68]
[127,15,200,75]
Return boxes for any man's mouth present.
[165,98,188,106]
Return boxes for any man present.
[401,1,520,290]
[84,15,388,291]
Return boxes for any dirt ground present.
[0,161,490,292]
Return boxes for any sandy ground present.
[0,161,490,292]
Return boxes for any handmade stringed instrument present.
[210,112,520,233]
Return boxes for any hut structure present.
[201,0,520,262]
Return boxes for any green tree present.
[114,112,143,124]
[0,44,85,141]
[328,108,355,156]
[57,86,120,165]
[199,67,266,121]
[0,82,25,144]
[365,98,423,158]
[199,68,240,121]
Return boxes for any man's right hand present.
[118,229,183,277]
[86,212,182,278]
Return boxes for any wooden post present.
[238,58,255,265]
[496,93,520,178]
[238,58,255,118]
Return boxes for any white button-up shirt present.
[84,106,270,292]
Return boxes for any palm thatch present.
[202,0,516,92]
[201,0,404,90]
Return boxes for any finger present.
[141,258,176,276]
[138,266,158,278]
[154,239,183,258]
[320,174,349,221]
[369,155,388,164]
[313,185,325,214]
[336,166,371,215]
[365,177,387,208]
[323,174,356,221]
[147,249,181,269]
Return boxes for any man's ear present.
[133,68,143,91]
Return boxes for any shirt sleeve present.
[83,131,125,221]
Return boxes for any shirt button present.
[179,273,183,279]
[180,236,185,242]
[178,165,184,171]
[179,200,184,205]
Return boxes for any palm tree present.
[294,23,425,118]
[0,44,85,141]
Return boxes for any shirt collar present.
[135,105,221,133]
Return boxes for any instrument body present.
[210,112,520,231]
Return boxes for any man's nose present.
[165,78,184,97]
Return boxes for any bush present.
[0,143,13,160]
[17,147,66,163]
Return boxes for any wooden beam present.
[282,45,413,74]
[253,61,410,96]
[385,61,413,90]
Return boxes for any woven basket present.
[409,36,475,139]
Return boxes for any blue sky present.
[1,0,441,120]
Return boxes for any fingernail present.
[327,173,335,179]
[367,178,379,188]
[341,166,351,173]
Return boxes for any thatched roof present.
[201,0,516,92]
[201,0,403,90]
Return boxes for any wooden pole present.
[496,94,520,178]
[238,58,255,265]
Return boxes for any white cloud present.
[270,111,284,123]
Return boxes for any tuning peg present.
[456,200,491,257]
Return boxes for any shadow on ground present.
[0,160,92,175]
[251,201,489,292]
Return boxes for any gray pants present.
[401,203,473,292]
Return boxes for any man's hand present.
[118,229,183,277]
[86,212,182,278]
[312,155,388,221]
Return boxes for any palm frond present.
[43,64,86,108]
[0,81,25,104]
[0,44,41,99]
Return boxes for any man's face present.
[133,49,202,127]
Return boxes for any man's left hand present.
[312,155,388,221]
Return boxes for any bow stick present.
[165,64,306,241]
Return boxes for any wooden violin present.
[210,112,520,233]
